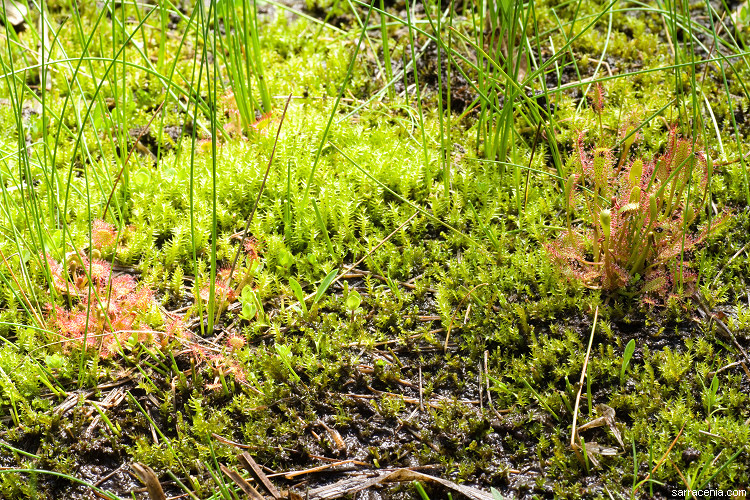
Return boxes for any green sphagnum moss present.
[0,0,747,498]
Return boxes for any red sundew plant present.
[43,220,181,357]
[243,237,261,263]
[200,239,264,308]
[42,218,264,370]
[548,126,728,300]
[220,90,243,137]
[91,219,117,253]
[205,353,248,391]
[199,268,238,306]
[589,83,606,135]
[227,334,246,350]
[220,90,275,138]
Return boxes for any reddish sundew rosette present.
[45,254,71,293]
[92,219,117,251]
[89,260,112,287]
[110,275,137,300]
[165,317,188,340]
[206,353,248,390]
[227,334,246,350]
[243,237,261,262]
[590,83,605,114]
[200,269,237,305]
[43,250,171,357]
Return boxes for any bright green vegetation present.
[0,0,749,498]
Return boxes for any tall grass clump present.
[219,0,272,136]
[473,0,533,163]
[0,0,274,348]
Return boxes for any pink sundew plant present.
[42,219,262,370]
[91,219,117,252]
[199,268,238,306]
[227,334,246,350]
[548,126,728,300]
[43,220,180,357]
[45,259,163,356]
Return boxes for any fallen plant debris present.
[131,463,167,500]
[238,452,282,499]
[573,404,624,468]
[301,468,494,500]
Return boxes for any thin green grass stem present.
[303,2,374,204]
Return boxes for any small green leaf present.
[241,301,257,321]
[277,249,294,271]
[45,353,65,371]
[709,374,719,400]
[289,277,308,315]
[275,344,301,383]
[345,289,361,311]
[313,269,338,306]
[134,169,151,188]
[620,339,636,385]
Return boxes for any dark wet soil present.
[2,296,719,500]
